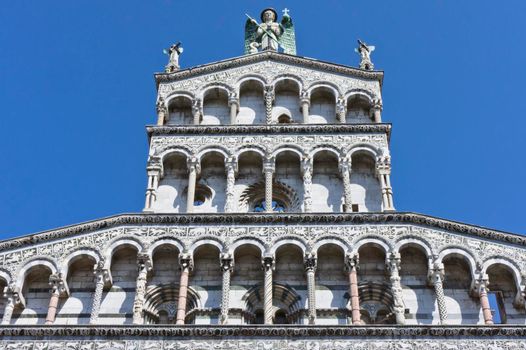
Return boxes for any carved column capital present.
[3,283,24,308]
[428,262,445,284]
[228,91,239,107]
[264,85,275,101]
[375,155,391,176]
[225,157,238,176]
[301,157,313,175]
[262,158,275,174]
[94,261,112,286]
[304,254,317,272]
[472,274,490,297]
[179,254,194,272]
[386,252,401,272]
[300,89,310,106]
[262,256,275,271]
[187,157,201,175]
[49,273,69,297]
[156,97,168,114]
[338,158,352,174]
[336,95,347,123]
[137,253,153,273]
[220,253,234,272]
[345,253,359,271]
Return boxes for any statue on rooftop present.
[163,42,183,73]
[244,8,296,55]
[355,39,375,70]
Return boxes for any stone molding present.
[154,51,384,86]
[1,212,524,254]
[0,325,525,338]
[147,124,391,137]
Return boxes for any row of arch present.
[150,146,385,213]
[2,233,525,326]
[160,76,381,126]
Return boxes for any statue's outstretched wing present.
[244,19,258,54]
[280,14,296,55]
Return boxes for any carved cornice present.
[154,51,384,87]
[1,212,524,253]
[0,325,525,337]
[146,124,391,138]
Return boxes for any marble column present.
[1,284,23,325]
[304,254,317,324]
[186,158,201,214]
[430,262,448,324]
[336,96,347,123]
[376,156,395,211]
[263,158,275,213]
[132,253,151,325]
[476,275,494,325]
[301,158,313,213]
[156,98,167,126]
[219,253,234,325]
[264,85,275,124]
[143,157,162,212]
[176,255,193,325]
[371,98,382,123]
[192,98,201,125]
[262,256,274,324]
[387,253,406,325]
[45,274,68,325]
[228,92,239,125]
[339,159,353,213]
[345,254,361,325]
[90,262,111,325]
[300,90,310,124]
[224,158,238,213]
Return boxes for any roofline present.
[1,212,523,253]
[154,51,384,88]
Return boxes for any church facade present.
[1,8,525,349]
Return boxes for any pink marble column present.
[176,256,192,325]
[346,254,361,325]
[45,274,67,325]
[478,278,494,325]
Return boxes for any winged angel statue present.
[244,8,296,55]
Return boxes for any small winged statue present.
[163,42,183,73]
[355,39,375,70]
[244,8,296,55]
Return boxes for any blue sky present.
[1,0,525,238]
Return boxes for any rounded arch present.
[199,83,233,100]
[196,146,231,161]
[271,145,306,159]
[313,236,351,255]
[236,145,267,159]
[189,237,225,255]
[236,75,267,92]
[344,89,375,105]
[164,92,195,107]
[269,237,307,256]
[351,236,392,255]
[346,144,381,161]
[229,238,266,256]
[103,237,144,269]
[159,147,193,164]
[272,75,303,93]
[394,237,434,259]
[147,237,185,257]
[60,248,102,277]
[438,246,478,278]
[309,145,343,160]
[16,257,59,290]
[307,82,340,99]
[482,257,522,288]
[0,269,12,285]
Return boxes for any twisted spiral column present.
[263,159,275,213]
[262,256,274,324]
[430,263,448,324]
[264,85,275,124]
